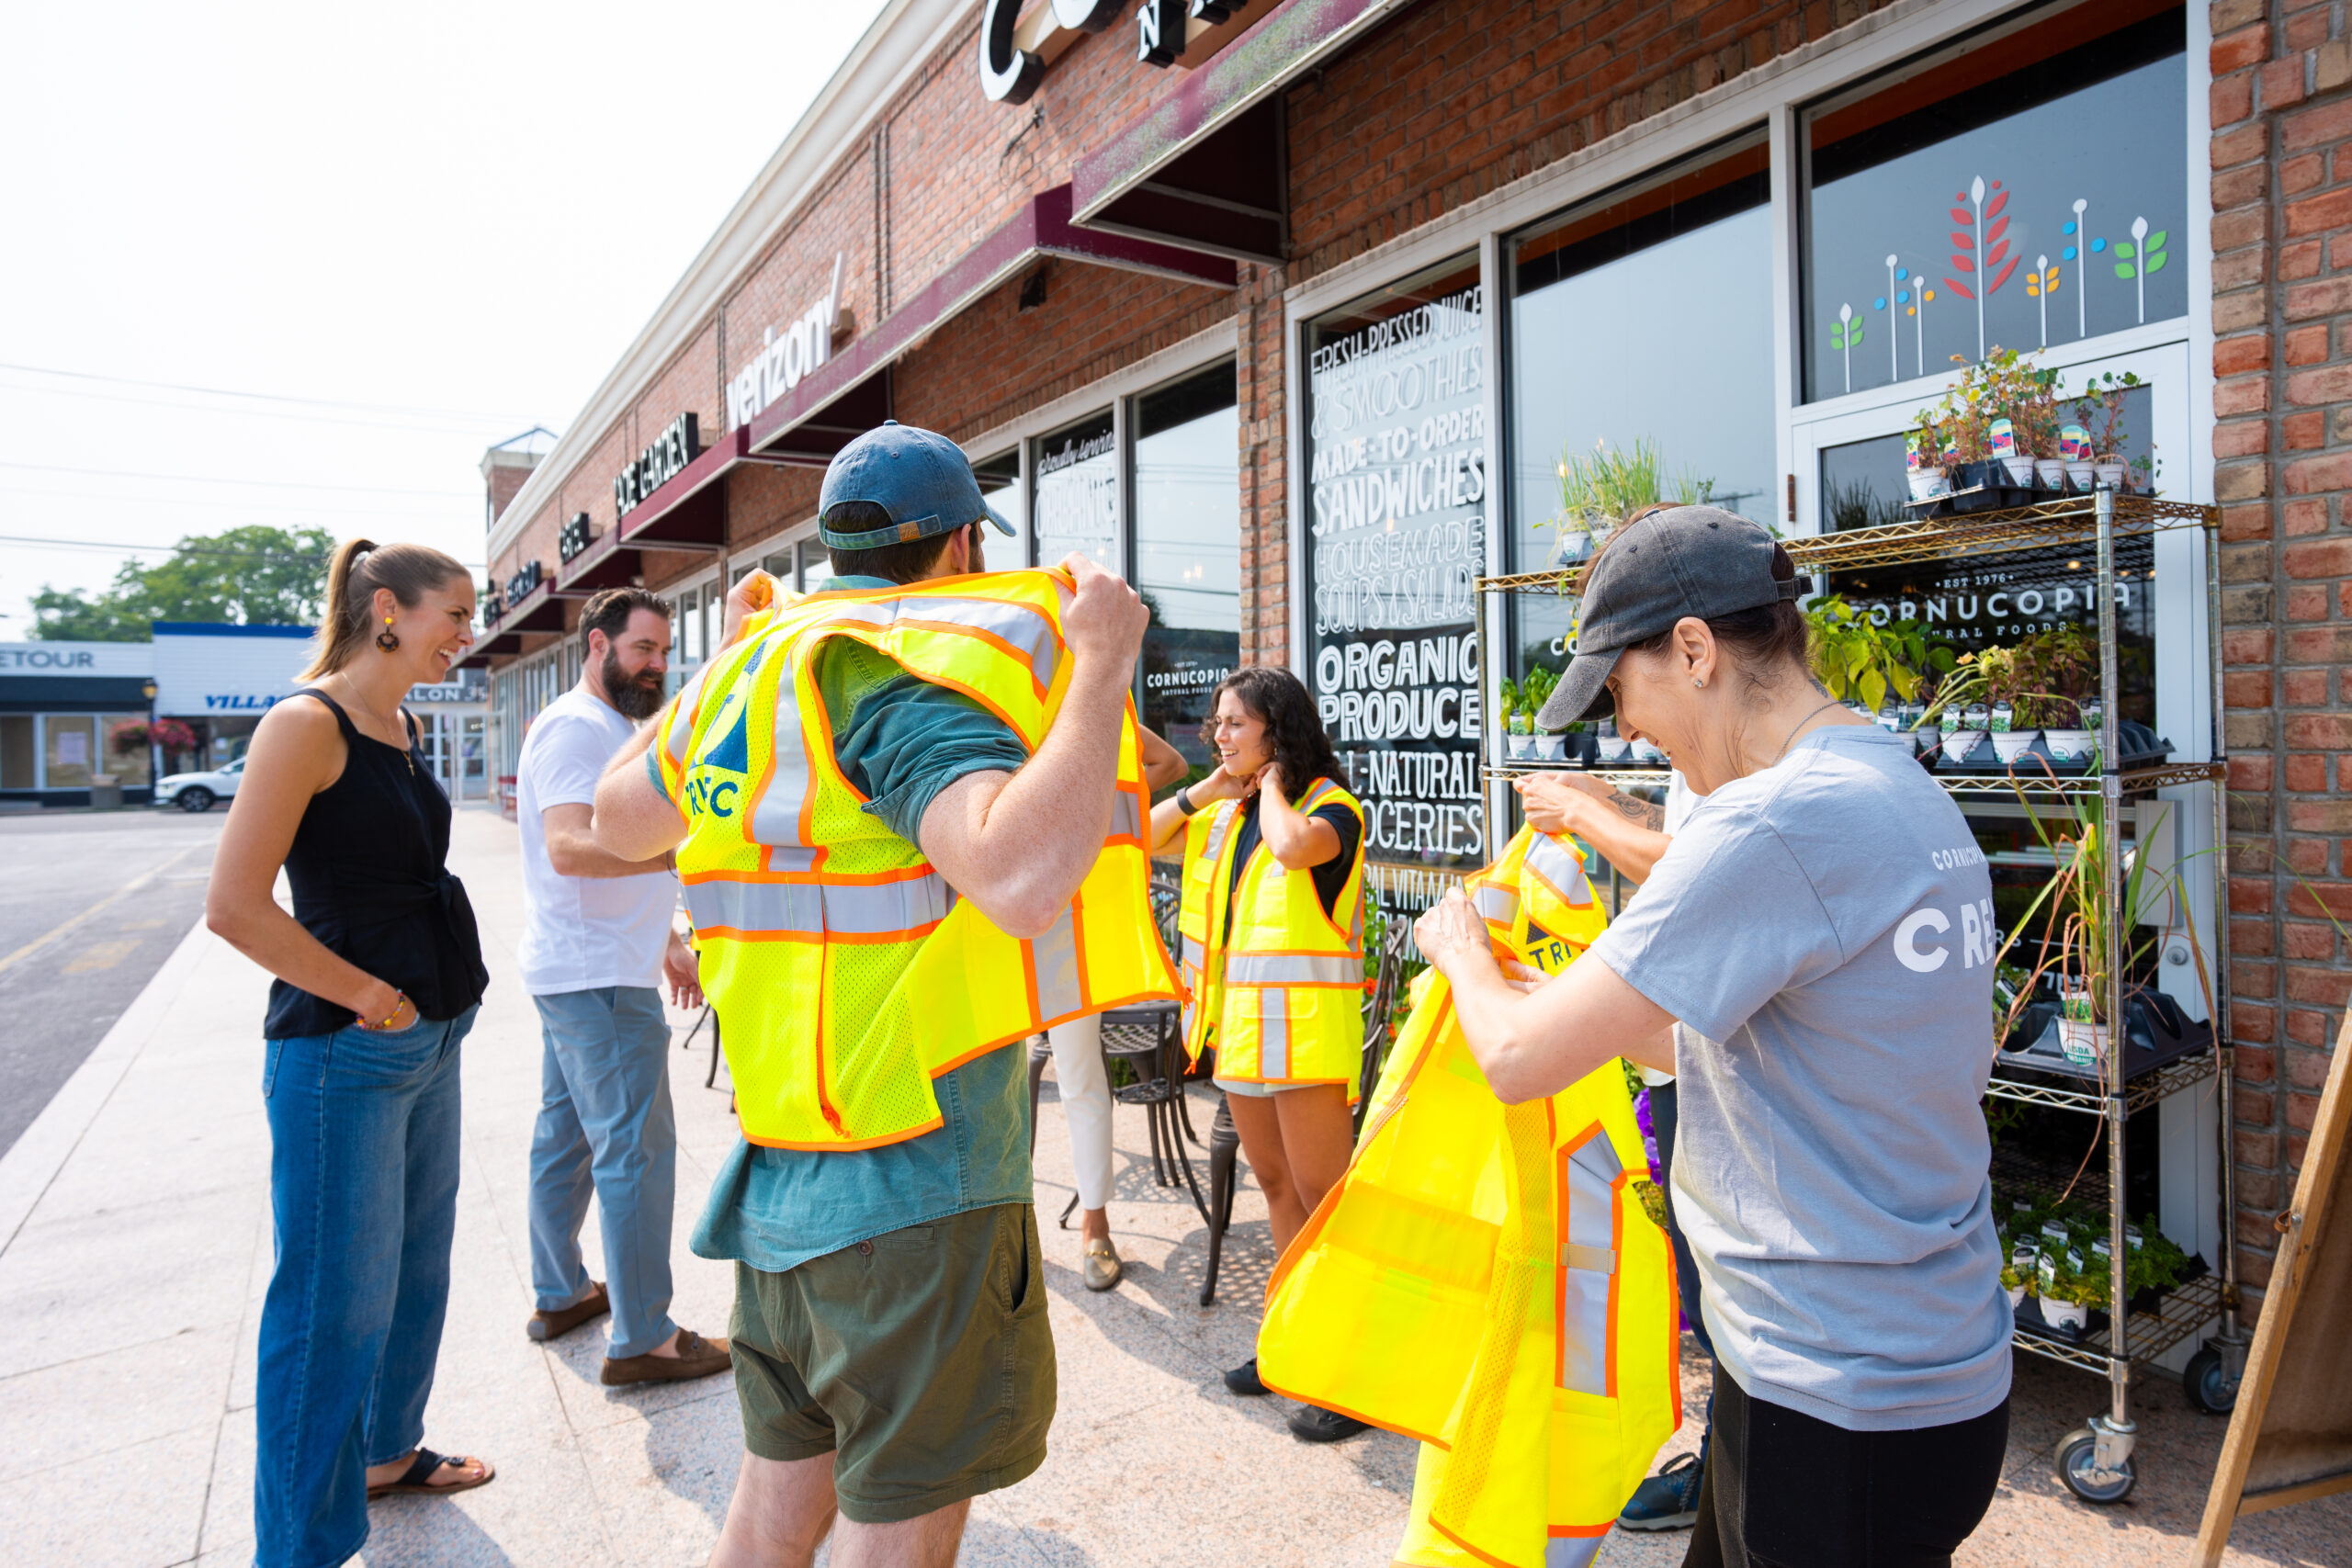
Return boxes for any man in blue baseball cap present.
[592,421,1181,1568]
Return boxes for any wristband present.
[358,990,409,1031]
[1174,786,1197,818]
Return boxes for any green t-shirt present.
[664,577,1035,1274]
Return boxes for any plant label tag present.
[2041,1223,2070,1242]
[2060,423,2091,461]
[1905,432,1931,476]
[2091,1238,2111,1257]
[1989,418,2018,459]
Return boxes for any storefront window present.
[1133,363,1239,780]
[1302,254,1487,869]
[105,719,152,786]
[1508,133,1775,681]
[1032,411,1118,570]
[1802,5,2187,402]
[0,716,31,789]
[44,715,95,788]
[973,450,1019,566]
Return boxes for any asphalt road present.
[0,804,226,1157]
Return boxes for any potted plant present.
[1524,667,1566,762]
[1807,596,1954,749]
[2014,624,2098,762]
[1969,643,2042,765]
[1989,780,2174,1078]
[1543,436,1716,563]
[2000,1260,2028,1311]
[2071,369,2146,491]
[1593,717,1632,764]
[1500,678,1532,759]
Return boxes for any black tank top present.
[263,689,490,1038]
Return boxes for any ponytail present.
[300,536,469,681]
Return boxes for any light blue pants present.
[527,987,678,1359]
[256,1006,475,1568]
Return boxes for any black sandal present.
[366,1446,495,1500]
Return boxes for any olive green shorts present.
[729,1202,1056,1523]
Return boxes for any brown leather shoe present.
[526,1281,608,1343]
[601,1327,732,1386]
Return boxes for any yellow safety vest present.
[658,570,1180,1152]
[1175,777,1367,1089]
[1257,825,1679,1568]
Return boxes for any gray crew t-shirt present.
[1585,723,2010,1431]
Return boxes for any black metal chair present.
[680,1004,724,1089]
[1027,1002,1208,1227]
[1197,914,1410,1306]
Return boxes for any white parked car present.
[154,757,244,813]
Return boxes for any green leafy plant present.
[1521,665,1559,719]
[2071,369,2146,460]
[1804,595,1956,715]
[1543,437,1715,562]
[1991,788,2175,1037]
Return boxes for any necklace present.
[334,672,414,774]
[1770,697,1848,767]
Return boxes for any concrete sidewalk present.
[0,806,2341,1566]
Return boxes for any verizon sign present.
[727,254,848,429]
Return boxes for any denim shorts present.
[1213,1076,1310,1099]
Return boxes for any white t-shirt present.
[1638,770,1698,1089]
[516,688,677,996]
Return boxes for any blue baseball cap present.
[817,421,1015,550]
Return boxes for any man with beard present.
[514,586,730,1384]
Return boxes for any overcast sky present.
[0,0,892,638]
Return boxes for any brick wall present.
[1284,0,1894,287]
[2211,0,2352,1308]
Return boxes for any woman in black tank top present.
[207,540,494,1567]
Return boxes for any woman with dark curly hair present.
[1148,665,1369,1443]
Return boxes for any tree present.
[31,525,335,640]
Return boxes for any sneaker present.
[1289,1404,1372,1444]
[1617,1452,1703,1530]
[526,1281,607,1343]
[1224,1357,1271,1396]
[602,1327,732,1386]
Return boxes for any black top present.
[263,690,489,1039]
[1222,790,1364,941]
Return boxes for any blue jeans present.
[255,1006,475,1568]
[526,987,678,1358]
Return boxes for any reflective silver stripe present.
[1109,788,1142,840]
[662,662,714,771]
[1032,909,1082,1019]
[1472,884,1520,925]
[1181,937,1206,971]
[682,874,950,936]
[1559,1128,1624,1398]
[817,592,1060,694]
[1257,987,1288,1077]
[1199,800,1236,863]
[1546,1535,1606,1568]
[1525,832,1590,902]
[751,665,814,851]
[1224,953,1360,987]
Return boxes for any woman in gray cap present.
[1413,506,2010,1568]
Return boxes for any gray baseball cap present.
[1537,505,1803,730]
[818,421,1016,549]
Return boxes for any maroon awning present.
[616,426,740,549]
[558,520,644,593]
[744,184,1233,462]
[1069,0,1412,257]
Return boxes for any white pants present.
[1046,1014,1114,1213]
